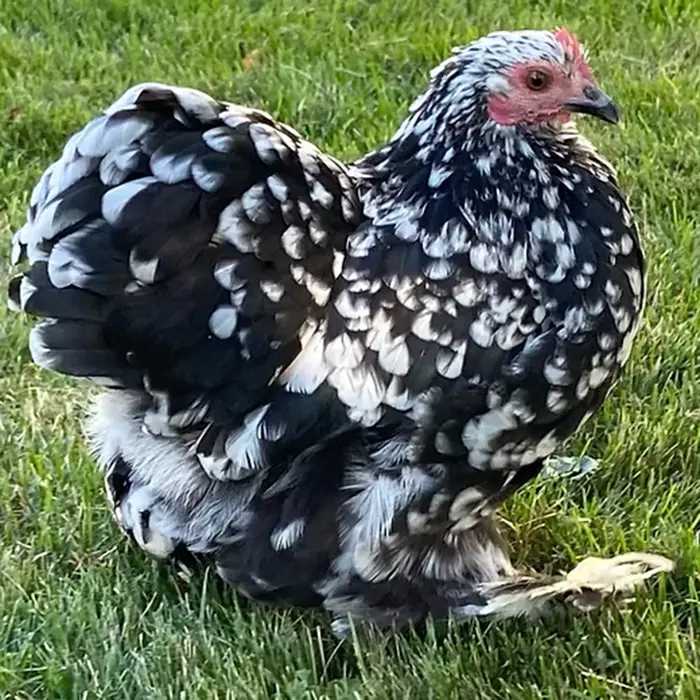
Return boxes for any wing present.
[320,137,642,478]
[9,82,364,478]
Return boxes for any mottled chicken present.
[8,28,673,635]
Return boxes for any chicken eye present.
[526,69,551,91]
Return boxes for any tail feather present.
[9,262,108,321]
[27,319,141,388]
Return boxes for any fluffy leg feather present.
[453,552,675,620]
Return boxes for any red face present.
[486,33,618,127]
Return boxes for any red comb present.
[553,27,592,77]
[554,27,584,61]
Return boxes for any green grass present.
[0,0,699,697]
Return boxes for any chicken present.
[8,28,673,635]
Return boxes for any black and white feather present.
[8,31,672,635]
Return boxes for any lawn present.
[0,0,699,697]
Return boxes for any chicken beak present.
[565,85,620,124]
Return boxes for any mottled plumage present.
[8,29,672,635]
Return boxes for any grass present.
[0,0,699,697]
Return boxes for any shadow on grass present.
[109,520,695,687]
